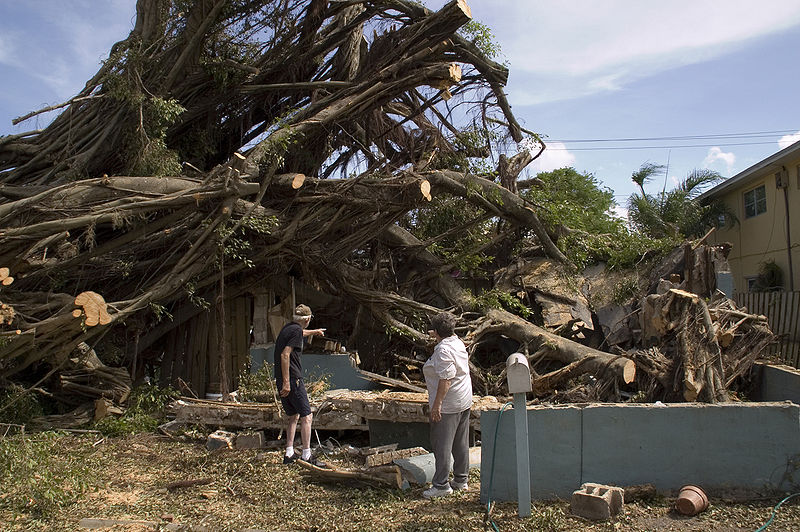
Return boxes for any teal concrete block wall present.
[249,347,376,391]
[481,402,800,502]
[754,362,800,404]
[481,405,583,500]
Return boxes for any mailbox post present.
[506,353,532,517]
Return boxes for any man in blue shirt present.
[273,304,325,465]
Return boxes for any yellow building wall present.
[710,155,800,294]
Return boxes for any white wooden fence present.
[736,291,800,368]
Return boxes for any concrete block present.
[394,447,481,485]
[570,482,623,521]
[235,431,265,449]
[207,430,235,451]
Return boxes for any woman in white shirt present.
[422,312,473,499]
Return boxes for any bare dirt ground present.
[1,432,798,531]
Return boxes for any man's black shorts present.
[279,378,311,417]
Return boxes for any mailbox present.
[506,352,532,393]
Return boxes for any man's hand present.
[430,406,442,423]
[280,380,291,397]
[303,328,326,337]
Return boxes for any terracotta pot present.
[676,485,709,516]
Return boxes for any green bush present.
[93,382,178,436]
[238,362,277,402]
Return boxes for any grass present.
[0,432,798,531]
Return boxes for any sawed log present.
[475,309,636,384]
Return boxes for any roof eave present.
[698,139,800,202]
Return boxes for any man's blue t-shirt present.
[273,321,304,383]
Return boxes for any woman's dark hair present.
[430,312,456,338]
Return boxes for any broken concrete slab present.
[170,392,501,433]
[206,430,235,451]
[235,431,265,450]
[394,446,481,485]
[494,257,593,330]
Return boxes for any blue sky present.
[2,1,799,211]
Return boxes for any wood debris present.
[365,446,428,467]
[296,459,405,490]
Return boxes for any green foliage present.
[627,165,729,239]
[128,97,186,177]
[149,302,173,323]
[238,362,277,403]
[0,432,94,517]
[612,277,640,304]
[470,288,530,318]
[459,20,502,60]
[146,97,186,138]
[94,382,178,436]
[241,212,278,235]
[520,167,680,270]
[0,384,44,425]
[216,220,266,269]
[559,229,680,271]
[404,195,494,275]
[522,167,619,234]
[184,280,211,311]
[429,125,496,174]
[384,324,416,341]
[129,136,183,177]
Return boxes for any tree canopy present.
[627,164,729,239]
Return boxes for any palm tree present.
[627,164,732,239]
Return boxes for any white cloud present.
[702,147,736,173]
[525,141,576,173]
[465,1,800,104]
[1,2,135,98]
[779,130,800,149]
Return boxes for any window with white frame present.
[743,184,766,218]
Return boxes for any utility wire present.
[546,141,785,151]
[545,129,798,143]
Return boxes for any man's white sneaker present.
[422,485,453,499]
[449,480,469,491]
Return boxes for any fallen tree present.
[0,0,775,418]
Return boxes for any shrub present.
[93,382,178,436]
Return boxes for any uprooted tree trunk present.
[0,0,572,396]
[633,287,774,403]
[468,308,636,395]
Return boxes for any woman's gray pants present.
[430,408,470,488]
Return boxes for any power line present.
[546,141,784,151]
[545,129,798,143]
